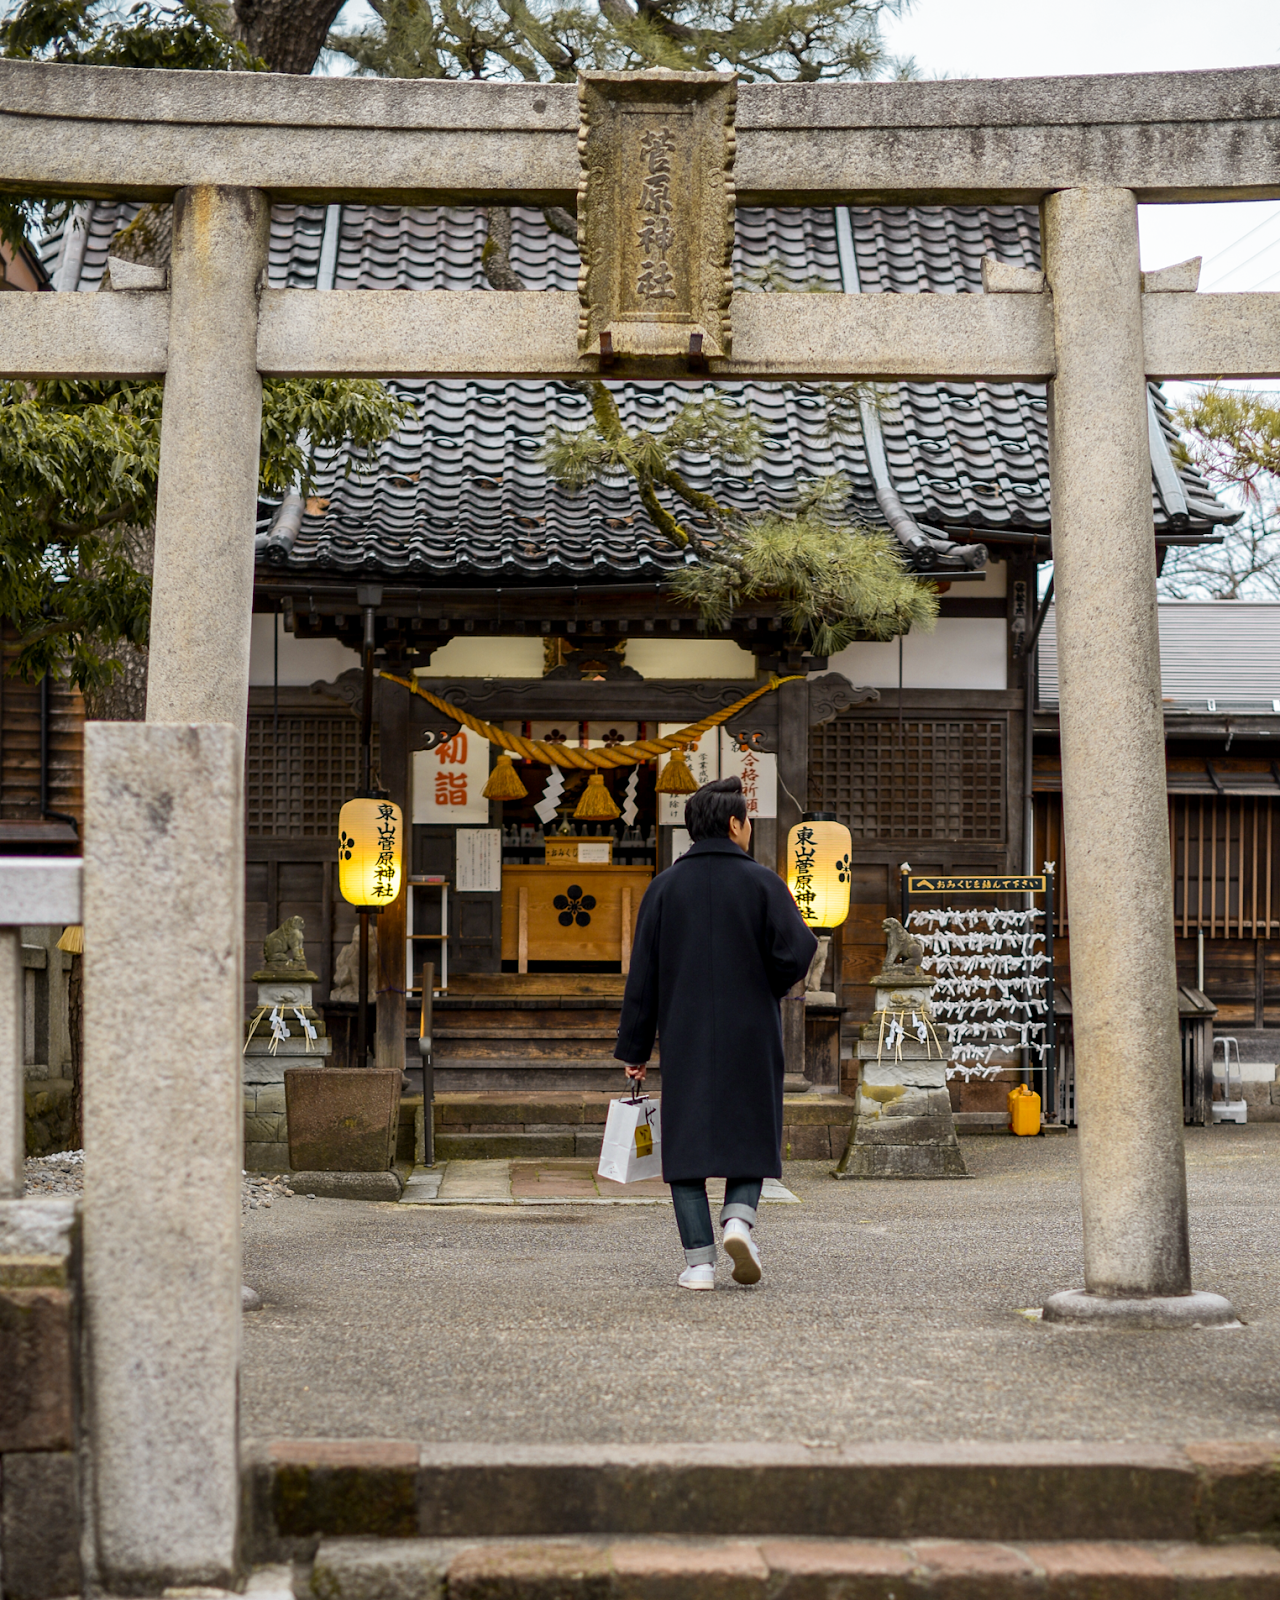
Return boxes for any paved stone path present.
[240,1125,1280,1447]
[402,1160,799,1206]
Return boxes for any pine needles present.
[543,384,936,650]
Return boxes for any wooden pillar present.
[774,676,808,878]
[376,677,409,1077]
[775,674,809,1079]
[1256,938,1265,1031]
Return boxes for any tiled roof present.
[40,199,1233,585]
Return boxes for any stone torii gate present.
[2,55,1279,1590]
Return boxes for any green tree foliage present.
[0,0,412,698]
[1160,386,1280,600]
[0,376,411,689]
[0,0,263,255]
[330,0,911,84]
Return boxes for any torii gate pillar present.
[147,184,269,732]
[1041,188,1234,1327]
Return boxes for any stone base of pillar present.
[1042,1288,1240,1329]
[833,972,970,1180]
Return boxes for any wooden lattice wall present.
[245,712,377,838]
[1035,791,1280,1028]
[808,716,1007,842]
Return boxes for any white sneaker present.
[677,1263,716,1290]
[722,1218,762,1285]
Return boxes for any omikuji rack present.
[902,868,1057,1119]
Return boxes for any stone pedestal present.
[834,969,969,1179]
[243,966,331,1171]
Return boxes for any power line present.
[1201,227,1280,291]
[1199,205,1280,270]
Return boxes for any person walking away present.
[615,776,817,1289]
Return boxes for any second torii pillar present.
[1041,188,1234,1327]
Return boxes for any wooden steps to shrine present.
[430,973,635,1092]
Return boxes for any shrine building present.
[33,194,1267,1143]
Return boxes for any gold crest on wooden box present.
[577,70,736,363]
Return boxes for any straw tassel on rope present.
[482,753,528,801]
[573,772,621,820]
[654,746,699,795]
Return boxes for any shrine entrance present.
[2,51,1277,1592]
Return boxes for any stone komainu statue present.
[262,915,308,971]
[881,916,925,973]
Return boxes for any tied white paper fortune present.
[907,907,1051,1081]
[268,1006,291,1054]
[534,765,565,825]
[622,767,639,827]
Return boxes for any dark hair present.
[684,775,748,841]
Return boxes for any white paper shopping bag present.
[597,1093,662,1183]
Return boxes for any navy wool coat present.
[614,838,818,1181]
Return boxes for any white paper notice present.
[657,724,719,826]
[719,730,777,819]
[455,828,502,893]
[413,730,491,825]
[578,840,610,864]
[670,827,693,862]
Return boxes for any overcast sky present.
[882,0,1280,290]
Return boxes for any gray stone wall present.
[0,1197,82,1600]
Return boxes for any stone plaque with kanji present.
[577,70,736,362]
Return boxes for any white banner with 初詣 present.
[412,730,491,825]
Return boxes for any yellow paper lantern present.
[338,797,404,911]
[786,812,852,931]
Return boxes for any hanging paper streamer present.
[534,765,566,825]
[906,907,1049,1082]
[621,768,639,827]
[268,1006,291,1055]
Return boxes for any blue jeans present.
[671,1178,763,1266]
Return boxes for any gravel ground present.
[23,1149,84,1196]
[238,1125,1280,1448]
[25,1151,294,1216]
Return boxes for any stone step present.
[284,1535,1280,1598]
[426,1092,856,1163]
[244,1441,1280,1556]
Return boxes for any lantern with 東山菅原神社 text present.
[786,812,852,931]
[338,796,404,911]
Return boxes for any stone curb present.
[300,1535,1280,1599]
[241,1441,1280,1561]
[288,1172,404,1203]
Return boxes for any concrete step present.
[286,1534,1280,1598]
[245,1441,1280,1557]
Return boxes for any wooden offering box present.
[501,864,651,969]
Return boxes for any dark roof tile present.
[38,197,1233,585]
